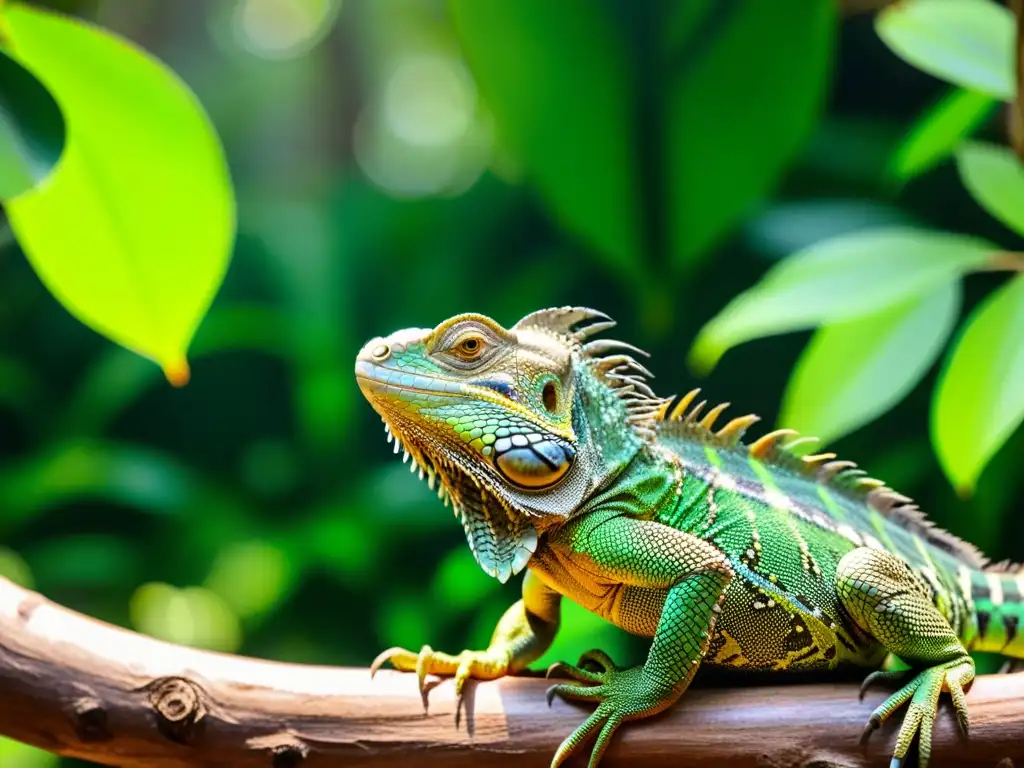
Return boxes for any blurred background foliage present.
[0,1,1022,765]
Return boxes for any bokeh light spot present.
[235,0,341,60]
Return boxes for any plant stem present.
[980,252,1024,272]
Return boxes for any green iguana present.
[355,306,1024,768]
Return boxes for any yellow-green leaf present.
[0,3,235,384]
[889,88,996,182]
[876,0,1014,101]
[932,274,1024,494]
[781,282,960,445]
[0,738,58,768]
[956,140,1024,237]
[689,227,992,373]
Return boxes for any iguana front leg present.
[370,568,560,715]
[544,514,733,768]
[837,547,975,768]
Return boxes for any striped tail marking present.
[966,569,1024,659]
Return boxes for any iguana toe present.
[370,643,511,717]
[546,660,676,768]
[860,657,974,768]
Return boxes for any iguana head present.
[355,307,660,582]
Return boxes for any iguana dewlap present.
[354,306,1024,768]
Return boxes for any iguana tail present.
[965,564,1024,659]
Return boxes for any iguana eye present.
[452,334,486,361]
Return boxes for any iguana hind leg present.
[837,547,974,768]
[371,569,560,718]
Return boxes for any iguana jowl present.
[355,307,1024,768]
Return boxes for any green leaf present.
[956,140,1024,236]
[0,3,235,384]
[876,0,1014,101]
[449,0,639,280]
[932,274,1024,494]
[690,227,993,373]
[668,0,835,268]
[0,49,64,198]
[0,737,58,768]
[780,282,960,445]
[890,88,997,182]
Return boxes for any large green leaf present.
[876,0,1014,101]
[0,49,64,198]
[932,274,1024,494]
[689,228,992,373]
[449,0,639,279]
[668,0,835,269]
[0,3,235,384]
[889,88,996,182]
[956,141,1024,237]
[780,282,960,445]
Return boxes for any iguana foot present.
[370,644,510,722]
[545,649,677,768]
[859,657,974,768]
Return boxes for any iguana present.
[355,307,1024,768]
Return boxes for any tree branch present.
[1,576,1023,767]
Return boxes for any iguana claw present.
[545,651,675,768]
[369,643,511,723]
[859,658,974,768]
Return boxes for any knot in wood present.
[71,696,111,742]
[271,740,309,768]
[149,676,206,744]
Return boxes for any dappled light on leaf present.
[932,274,1024,494]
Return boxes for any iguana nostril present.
[371,343,390,360]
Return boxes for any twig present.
[981,252,1024,273]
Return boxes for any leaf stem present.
[979,252,1024,272]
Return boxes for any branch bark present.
[1,576,1023,767]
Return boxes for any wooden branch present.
[1,576,1023,768]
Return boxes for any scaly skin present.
[355,307,1024,768]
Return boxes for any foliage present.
[0,1,1021,766]
[0,2,234,384]
[695,0,1024,494]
